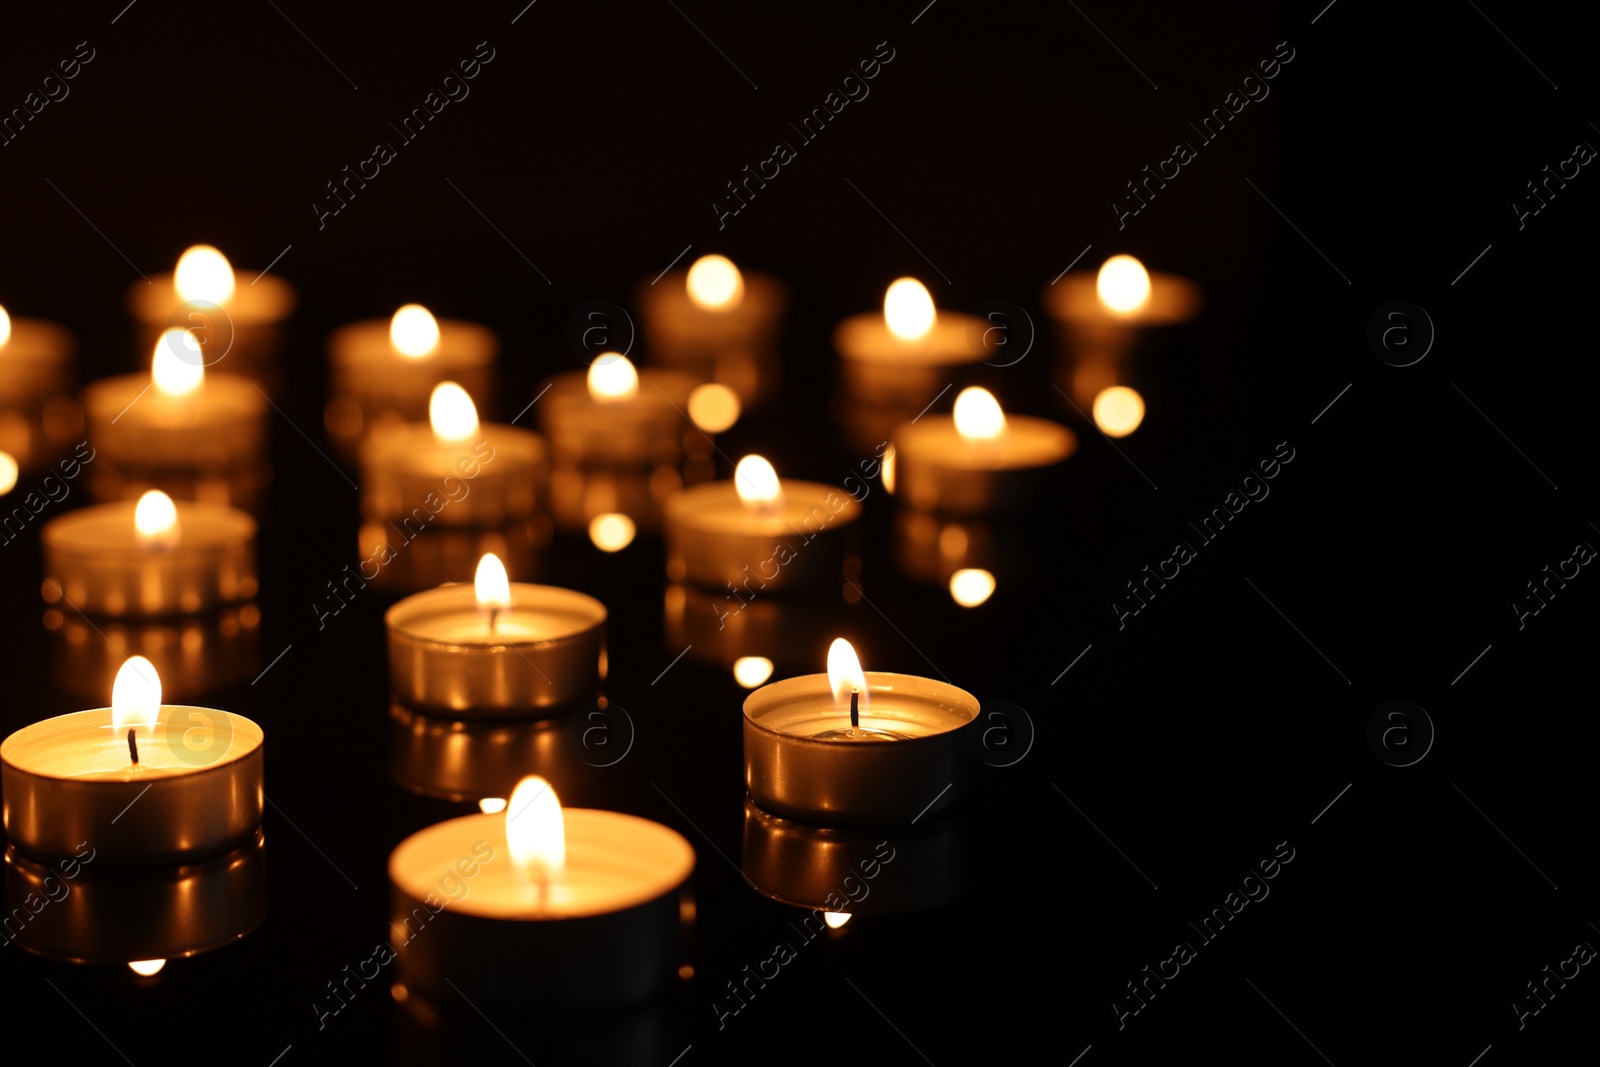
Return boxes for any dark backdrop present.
[1,2,1596,1065]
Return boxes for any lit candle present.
[385,553,605,717]
[40,489,257,617]
[0,301,79,473]
[834,278,988,402]
[0,656,265,866]
[1093,384,1146,437]
[637,254,788,404]
[388,775,694,1009]
[537,353,696,469]
[359,381,546,531]
[325,303,497,457]
[663,454,862,591]
[126,244,296,386]
[743,639,979,823]
[82,329,269,509]
[889,387,1075,516]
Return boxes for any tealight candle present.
[889,387,1075,516]
[538,353,697,469]
[83,329,269,509]
[1046,254,1201,331]
[638,254,787,404]
[0,303,80,472]
[41,490,257,618]
[126,245,296,387]
[0,657,265,866]
[664,455,861,592]
[325,304,497,457]
[360,382,546,529]
[743,640,979,824]
[386,553,606,717]
[834,278,987,404]
[389,775,694,1009]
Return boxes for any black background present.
[2,1,1597,1064]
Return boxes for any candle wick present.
[488,607,500,635]
[850,688,859,731]
[127,727,139,766]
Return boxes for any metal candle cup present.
[2,830,268,964]
[1,707,265,867]
[637,270,787,404]
[537,368,696,469]
[82,372,268,509]
[325,315,496,456]
[359,424,546,529]
[0,316,79,472]
[41,499,257,618]
[743,671,979,825]
[388,809,693,1010]
[127,272,296,386]
[663,479,861,592]
[890,414,1075,517]
[385,582,606,718]
[833,309,988,404]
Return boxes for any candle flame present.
[734,455,782,511]
[478,797,507,814]
[474,553,511,611]
[112,656,162,735]
[686,254,745,310]
[0,304,10,347]
[588,513,636,552]
[506,775,565,887]
[823,912,851,929]
[1093,385,1145,437]
[174,245,235,305]
[826,638,868,713]
[732,656,774,688]
[587,353,639,400]
[429,382,480,442]
[1096,255,1151,314]
[390,304,441,358]
[134,490,180,545]
[883,277,936,341]
[882,444,896,495]
[152,329,205,397]
[0,452,16,497]
[128,959,166,976]
[952,387,1006,441]
[949,568,996,607]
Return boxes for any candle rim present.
[386,581,606,648]
[41,499,255,558]
[665,478,862,534]
[892,413,1076,471]
[1,706,265,780]
[326,315,497,367]
[833,309,990,366]
[742,670,980,744]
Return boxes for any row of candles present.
[0,242,1198,1012]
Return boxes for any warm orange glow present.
[953,387,1006,441]
[733,656,774,688]
[506,775,565,889]
[1093,385,1145,437]
[0,452,16,496]
[826,638,868,713]
[0,304,11,348]
[588,513,636,552]
[112,656,161,738]
[949,568,996,607]
[134,491,180,545]
[734,455,782,511]
[390,304,441,358]
[884,277,935,340]
[587,353,639,400]
[429,382,480,442]
[152,329,204,397]
[478,797,507,814]
[174,245,235,305]
[686,254,744,310]
[127,959,166,976]
[824,912,852,929]
[882,445,896,495]
[1096,255,1151,314]
[474,553,511,612]
[688,383,741,433]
